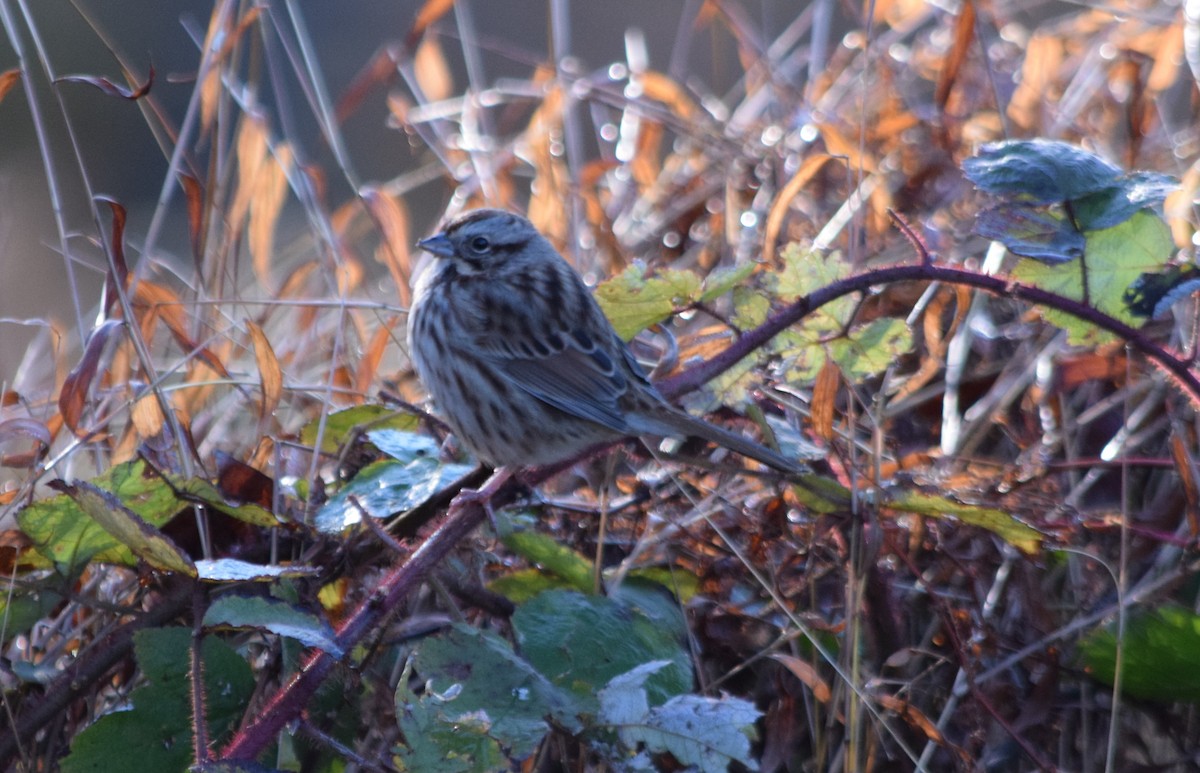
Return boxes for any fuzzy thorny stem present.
[656,262,1200,405]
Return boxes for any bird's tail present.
[634,406,803,475]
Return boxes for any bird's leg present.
[450,466,516,532]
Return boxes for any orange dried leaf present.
[277,261,320,299]
[247,320,282,420]
[876,694,949,746]
[332,365,356,406]
[409,0,455,47]
[810,361,839,442]
[338,48,400,124]
[1057,349,1128,390]
[178,174,207,265]
[385,92,411,127]
[874,0,930,29]
[97,197,129,315]
[764,154,836,265]
[131,391,165,439]
[0,529,32,574]
[1169,433,1200,536]
[239,130,269,208]
[231,113,269,231]
[356,319,396,394]
[871,110,920,140]
[198,7,262,131]
[0,68,20,104]
[198,10,227,132]
[250,143,292,287]
[1008,34,1062,130]
[525,81,570,242]
[362,187,412,305]
[934,0,975,112]
[414,36,453,101]
[640,71,697,121]
[769,654,832,703]
[132,280,230,379]
[1147,22,1184,92]
[895,286,966,402]
[816,124,877,174]
[630,122,663,191]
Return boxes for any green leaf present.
[50,480,195,576]
[701,344,764,407]
[513,589,691,712]
[730,285,771,330]
[594,265,702,341]
[777,317,912,385]
[487,568,572,603]
[299,405,420,455]
[789,474,852,514]
[397,624,582,769]
[313,432,473,533]
[963,139,1123,204]
[497,519,595,597]
[172,477,279,527]
[18,460,186,573]
[773,245,855,327]
[1012,211,1173,344]
[620,568,700,603]
[887,491,1043,554]
[1072,170,1178,231]
[394,688,506,773]
[770,246,896,385]
[61,628,254,773]
[598,662,761,773]
[203,594,341,656]
[974,206,1085,264]
[0,589,61,647]
[826,318,913,380]
[699,262,756,302]
[366,428,449,465]
[1079,605,1200,702]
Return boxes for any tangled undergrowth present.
[2,1,1200,771]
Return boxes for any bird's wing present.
[458,262,638,434]
[488,323,632,434]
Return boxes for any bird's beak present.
[417,232,456,258]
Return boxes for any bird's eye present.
[469,236,491,253]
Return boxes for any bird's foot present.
[450,467,516,532]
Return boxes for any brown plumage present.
[406,208,799,474]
